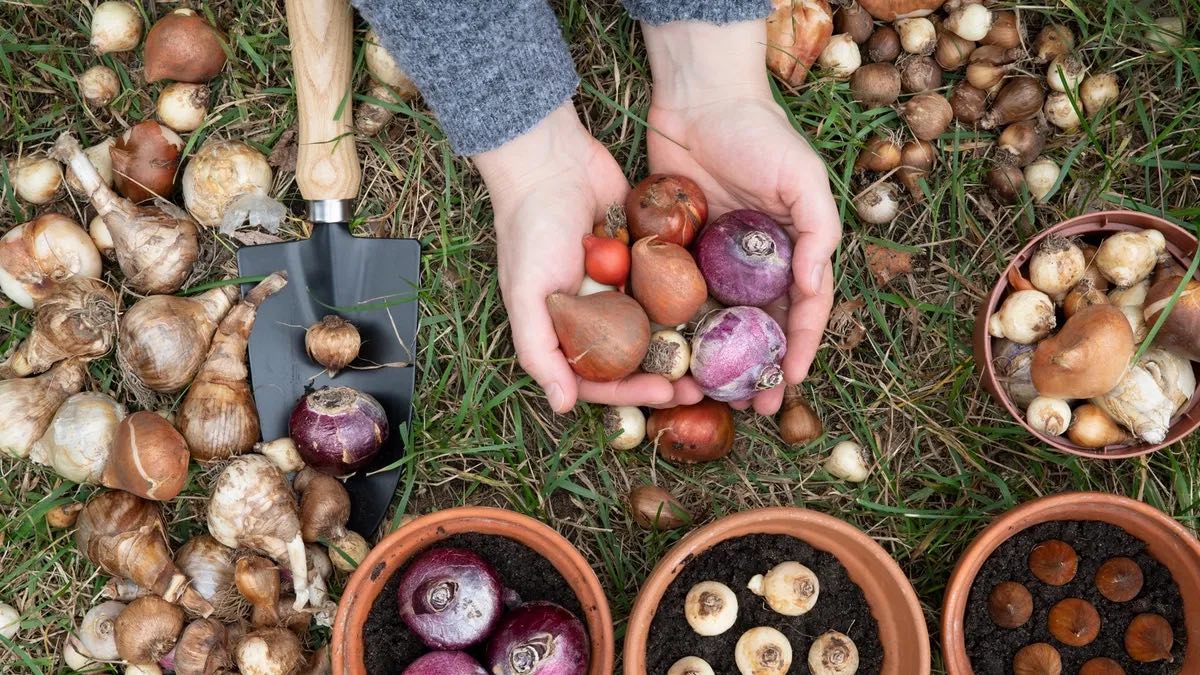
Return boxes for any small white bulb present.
[825,441,870,483]
[735,626,793,675]
[747,561,820,616]
[684,581,738,637]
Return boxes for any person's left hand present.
[641,20,842,415]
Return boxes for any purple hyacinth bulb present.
[402,651,488,675]
[694,209,793,307]
[690,306,787,401]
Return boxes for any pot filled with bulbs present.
[942,492,1200,674]
[974,210,1200,458]
[330,506,614,675]
[624,507,929,674]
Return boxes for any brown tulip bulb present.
[835,2,874,44]
[102,411,190,502]
[865,26,901,62]
[950,83,987,124]
[646,398,736,463]
[1096,557,1143,603]
[1013,643,1062,675]
[1047,598,1100,647]
[987,164,1025,204]
[1124,613,1174,663]
[1079,658,1125,675]
[629,485,690,530]
[626,174,707,247]
[901,56,942,93]
[1029,539,1078,586]
[778,386,823,445]
[988,581,1033,629]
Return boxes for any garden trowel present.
[237,0,420,536]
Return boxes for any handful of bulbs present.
[989,227,1200,450]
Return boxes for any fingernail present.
[546,383,566,412]
[809,263,826,294]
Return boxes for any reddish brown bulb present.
[1029,539,1078,586]
[1095,556,1144,603]
[988,581,1033,629]
[1047,598,1100,647]
[1013,642,1062,675]
[1124,613,1174,663]
[1079,657,1125,675]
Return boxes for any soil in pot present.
[362,533,586,673]
[646,533,884,674]
[965,520,1185,673]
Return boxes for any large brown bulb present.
[625,174,707,247]
[1096,556,1144,603]
[1144,271,1200,360]
[118,287,238,393]
[1013,643,1062,675]
[646,398,736,463]
[547,291,650,382]
[1047,598,1100,647]
[630,237,708,326]
[1028,539,1078,586]
[1031,304,1134,399]
[102,411,190,501]
[144,9,227,83]
[111,121,183,203]
[987,581,1032,629]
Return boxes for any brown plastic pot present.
[973,209,1200,459]
[942,491,1200,673]
[330,506,614,675]
[624,507,930,674]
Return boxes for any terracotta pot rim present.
[940,491,1200,674]
[974,209,1200,459]
[330,506,614,675]
[623,506,930,674]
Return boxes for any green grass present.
[1,0,1199,672]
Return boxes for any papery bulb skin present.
[690,307,787,401]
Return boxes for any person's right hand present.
[476,103,704,413]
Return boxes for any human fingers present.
[782,265,835,384]
[577,373,675,407]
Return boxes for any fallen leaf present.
[864,243,913,286]
[268,128,298,173]
[228,230,284,246]
[829,297,867,351]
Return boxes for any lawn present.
[1,0,1198,672]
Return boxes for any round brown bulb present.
[1013,642,1062,675]
[1047,598,1100,647]
[988,581,1033,628]
[1095,556,1143,603]
[1029,539,1078,586]
[1124,613,1174,663]
[865,26,901,63]
[1079,657,1125,675]
[305,315,361,376]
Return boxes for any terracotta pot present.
[973,209,1200,458]
[942,491,1200,673]
[330,506,614,674]
[624,507,930,674]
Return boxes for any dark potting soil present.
[362,533,586,674]
[965,520,1186,674]
[645,533,884,675]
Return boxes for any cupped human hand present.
[475,104,705,413]
[642,20,842,415]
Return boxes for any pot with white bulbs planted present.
[974,210,1200,458]
[625,507,930,674]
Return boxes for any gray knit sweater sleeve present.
[623,0,772,25]
[352,0,579,156]
[353,0,771,155]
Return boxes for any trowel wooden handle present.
[286,0,361,201]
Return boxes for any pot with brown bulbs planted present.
[942,492,1200,674]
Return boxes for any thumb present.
[508,288,579,413]
[784,157,843,297]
